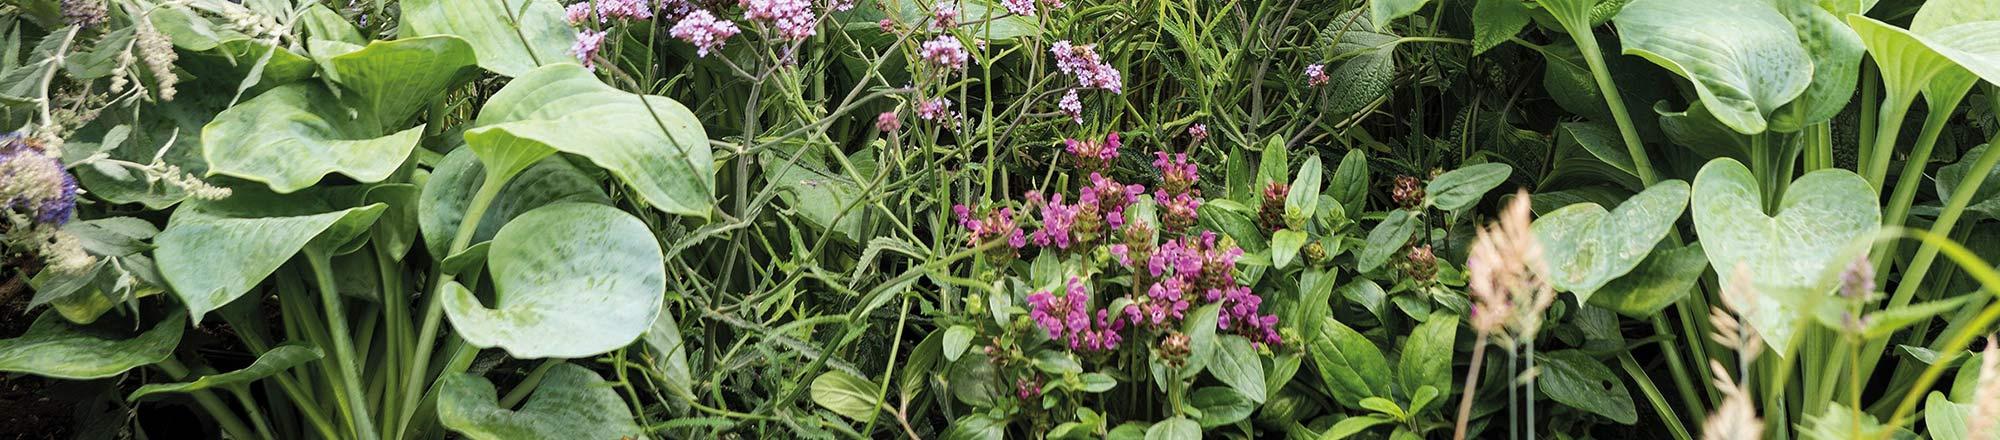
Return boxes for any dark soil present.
[0,295,74,440]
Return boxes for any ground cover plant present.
[1,0,1999,438]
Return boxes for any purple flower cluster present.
[933,4,960,29]
[0,134,78,226]
[1187,123,1208,143]
[670,10,741,58]
[1027,277,1126,352]
[566,0,656,24]
[916,98,958,127]
[876,111,901,132]
[742,0,817,40]
[920,35,970,71]
[1305,63,1329,87]
[1063,132,1121,171]
[954,204,1028,250]
[1154,151,1201,233]
[1134,232,1278,346]
[1051,41,1123,93]
[1059,90,1083,124]
[1002,0,1036,16]
[571,29,609,68]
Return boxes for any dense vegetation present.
[0,0,1998,438]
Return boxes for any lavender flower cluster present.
[960,134,1284,354]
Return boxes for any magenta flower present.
[670,10,739,57]
[1028,278,1125,352]
[1051,41,1123,93]
[1187,123,1208,143]
[741,0,816,40]
[916,97,955,123]
[1059,89,1083,124]
[933,3,960,28]
[571,29,608,68]
[1305,63,1329,87]
[953,204,1027,250]
[920,35,969,71]
[1030,192,1080,249]
[1064,132,1121,170]
[1153,151,1199,195]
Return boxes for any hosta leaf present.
[1589,243,1710,317]
[1938,144,2000,222]
[148,7,315,85]
[157,200,386,322]
[1924,392,1975,440]
[1768,0,1864,132]
[1309,317,1391,409]
[641,304,693,398]
[1537,350,1636,424]
[810,370,885,421]
[1656,100,1754,160]
[443,203,666,359]
[314,35,479,129]
[438,363,645,440]
[1208,335,1267,403]
[400,0,576,77]
[201,84,423,193]
[469,64,714,217]
[1692,158,1878,356]
[0,311,184,380]
[419,147,610,260]
[1534,180,1690,300]
[1911,0,2000,34]
[1426,163,1512,211]
[1615,0,1812,134]
[129,345,321,400]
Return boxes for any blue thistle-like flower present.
[0,133,80,226]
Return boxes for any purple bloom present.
[571,30,608,68]
[1003,0,1036,16]
[0,134,77,226]
[565,2,594,24]
[876,111,901,132]
[1305,63,1329,87]
[1051,40,1123,93]
[954,204,1027,250]
[1063,132,1121,170]
[917,98,956,125]
[597,0,653,20]
[1059,89,1082,124]
[742,0,816,40]
[1153,151,1199,195]
[1030,193,1080,249]
[831,0,856,11]
[670,10,739,57]
[1028,278,1124,352]
[933,4,960,28]
[920,35,969,71]
[1187,123,1208,143]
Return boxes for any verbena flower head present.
[831,0,857,12]
[566,2,594,24]
[571,30,608,68]
[1051,41,1123,93]
[741,0,816,40]
[1187,123,1208,143]
[0,134,78,226]
[876,111,901,132]
[920,35,970,71]
[670,10,740,58]
[1305,63,1330,87]
[566,0,654,24]
[1059,89,1083,124]
[933,3,960,28]
[916,97,957,126]
[1002,0,1036,17]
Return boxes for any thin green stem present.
[306,250,381,440]
[1618,353,1692,440]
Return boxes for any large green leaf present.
[1938,144,2000,222]
[1616,0,1812,134]
[1691,158,1878,356]
[1588,243,1710,317]
[1318,11,1400,117]
[1358,209,1417,273]
[1768,0,1864,131]
[1370,0,1430,31]
[442,203,666,359]
[156,200,386,322]
[201,83,424,193]
[1425,163,1511,211]
[1537,350,1637,424]
[1471,0,1531,54]
[469,64,714,217]
[810,370,885,421]
[129,345,322,400]
[0,312,184,380]
[1309,317,1391,409]
[1398,313,1457,397]
[419,147,610,260]
[1208,335,1267,403]
[438,363,645,439]
[400,0,576,77]
[315,35,479,129]
[1533,180,1690,301]
[641,304,693,399]
[148,7,316,86]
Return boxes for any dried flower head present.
[1839,255,1875,300]
[1465,190,1552,342]
[1701,360,1765,440]
[62,0,107,28]
[1392,175,1425,209]
[1709,264,1765,364]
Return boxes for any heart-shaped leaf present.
[1692,158,1879,356]
[0,311,184,380]
[129,345,322,400]
[419,147,610,261]
[157,198,386,322]
[468,64,714,217]
[1534,180,1690,301]
[442,203,666,359]
[400,0,576,77]
[438,362,643,439]
[201,84,424,193]
[313,35,479,129]
[1937,144,2000,222]
[1616,0,1813,134]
